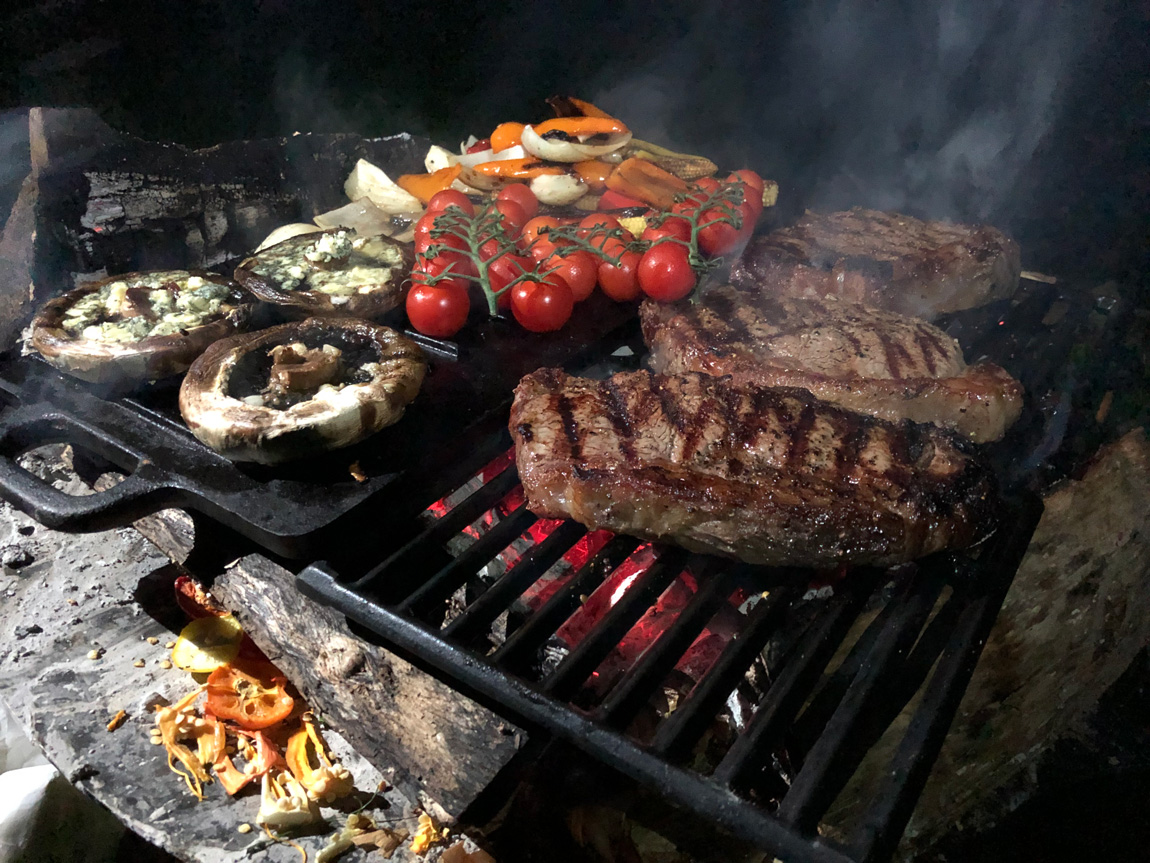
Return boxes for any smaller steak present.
[641,286,1023,443]
[730,208,1020,319]
[510,369,999,569]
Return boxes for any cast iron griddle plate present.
[0,293,639,557]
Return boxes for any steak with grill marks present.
[640,286,1023,443]
[730,208,1020,319]
[509,369,999,568]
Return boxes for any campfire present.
[0,98,1145,863]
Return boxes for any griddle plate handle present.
[0,411,171,532]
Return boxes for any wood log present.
[820,428,1150,856]
[213,555,525,824]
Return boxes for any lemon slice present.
[171,614,244,673]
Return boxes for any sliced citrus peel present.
[171,614,244,673]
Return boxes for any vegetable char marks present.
[510,369,1000,568]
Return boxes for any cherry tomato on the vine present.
[413,253,470,293]
[487,252,535,309]
[696,207,744,257]
[577,214,631,258]
[597,250,643,302]
[406,281,470,338]
[638,242,696,302]
[511,273,574,333]
[728,169,766,198]
[413,213,469,263]
[426,190,475,218]
[544,250,598,302]
[642,215,691,245]
[496,184,540,221]
[492,199,528,239]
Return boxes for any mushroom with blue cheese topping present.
[30,270,253,385]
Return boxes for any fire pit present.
[0,105,1146,863]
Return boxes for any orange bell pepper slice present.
[397,165,463,203]
[532,117,628,139]
[573,160,613,192]
[605,158,688,210]
[490,122,525,152]
[471,158,566,180]
[547,96,619,121]
[205,664,295,730]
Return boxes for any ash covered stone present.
[1,545,34,568]
[13,624,42,639]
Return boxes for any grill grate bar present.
[542,547,690,701]
[847,494,1043,863]
[711,573,879,790]
[651,578,798,762]
[775,566,949,831]
[396,503,538,618]
[353,465,522,594]
[491,534,640,675]
[787,579,913,758]
[593,562,738,729]
[443,519,588,647]
[296,562,859,863]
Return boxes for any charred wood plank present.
[213,555,526,824]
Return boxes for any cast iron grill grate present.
[299,443,1042,863]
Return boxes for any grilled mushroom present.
[30,270,253,384]
[234,229,414,320]
[179,317,426,464]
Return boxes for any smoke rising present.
[589,0,1104,226]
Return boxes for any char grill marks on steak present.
[510,369,999,568]
[730,208,1021,320]
[640,286,1023,443]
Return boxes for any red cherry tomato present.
[642,215,692,244]
[638,243,696,302]
[492,199,528,239]
[487,252,535,309]
[511,274,574,332]
[544,250,598,302]
[406,281,470,338]
[496,184,540,221]
[728,169,765,198]
[577,214,631,258]
[577,214,622,236]
[413,213,469,259]
[692,177,722,199]
[413,254,470,293]
[696,207,744,257]
[597,250,642,302]
[426,190,475,217]
[467,138,492,154]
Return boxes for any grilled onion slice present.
[30,270,252,385]
[179,318,426,465]
[234,230,414,319]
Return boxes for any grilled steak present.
[641,286,1023,443]
[730,208,1020,319]
[510,369,999,568]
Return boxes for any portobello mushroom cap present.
[179,317,427,465]
[30,270,253,384]
[233,230,415,320]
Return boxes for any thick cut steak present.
[510,369,999,568]
[641,286,1023,443]
[730,208,1020,319]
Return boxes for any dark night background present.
[0,0,1147,291]
[1,2,1149,861]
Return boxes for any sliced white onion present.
[344,159,424,214]
[457,166,500,192]
[314,200,423,240]
[257,223,322,251]
[530,173,588,205]
[520,125,632,163]
[455,144,526,169]
[424,144,457,173]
